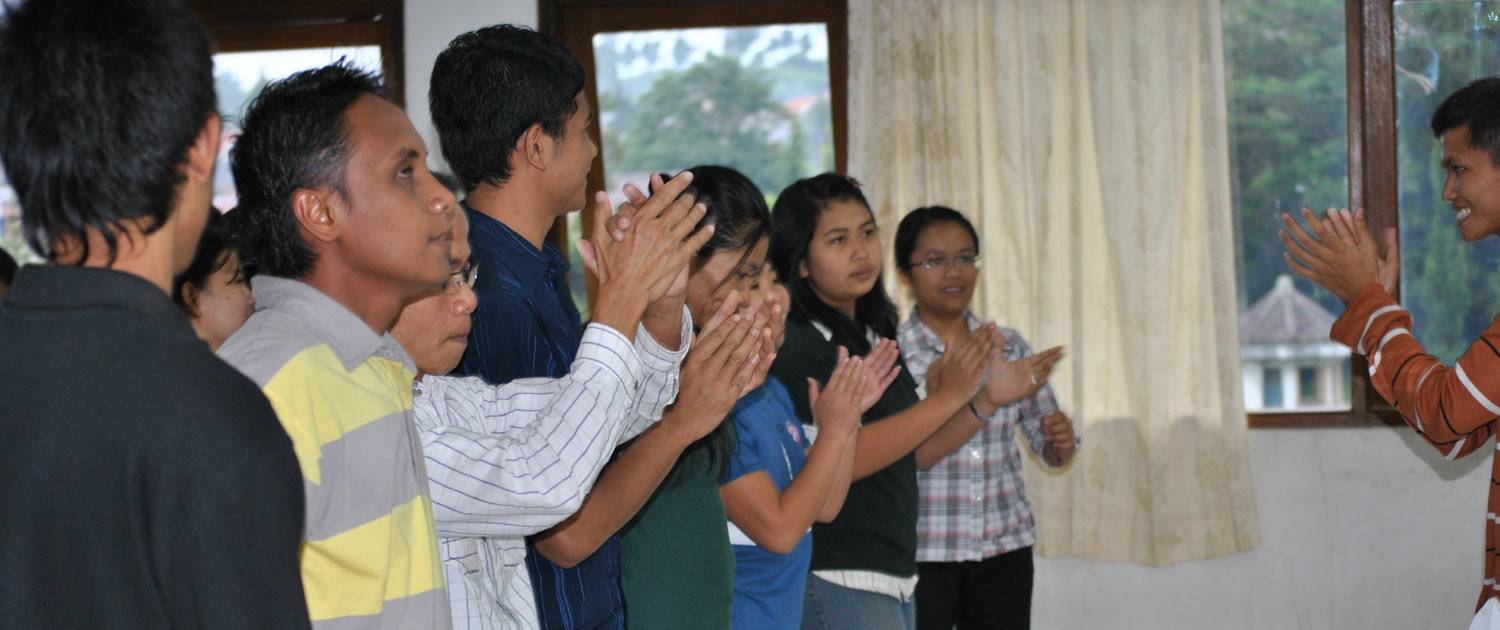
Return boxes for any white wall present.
[1034,426,1490,630]
[404,0,538,174]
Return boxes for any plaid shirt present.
[897,308,1077,562]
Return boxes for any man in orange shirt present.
[1282,77,1500,620]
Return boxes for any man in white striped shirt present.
[392,185,764,628]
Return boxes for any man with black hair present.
[220,62,457,629]
[428,25,716,630]
[0,0,309,627]
[1283,76,1500,621]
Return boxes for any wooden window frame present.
[1249,0,1405,429]
[539,0,848,302]
[186,0,405,109]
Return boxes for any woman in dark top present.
[766,174,999,630]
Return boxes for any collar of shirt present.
[3,264,191,332]
[898,306,983,358]
[463,203,570,295]
[250,275,415,373]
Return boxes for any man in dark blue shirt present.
[429,24,727,629]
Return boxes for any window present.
[190,0,405,210]
[212,47,384,210]
[1263,368,1285,409]
[0,2,402,266]
[1224,0,1354,418]
[1392,1,1500,365]
[1298,366,1320,405]
[542,0,847,313]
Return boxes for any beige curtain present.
[849,0,1260,565]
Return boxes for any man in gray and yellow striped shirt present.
[220,61,459,629]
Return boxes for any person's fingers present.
[695,305,745,361]
[1339,208,1363,246]
[1323,208,1354,246]
[878,364,902,391]
[1382,227,1400,264]
[623,182,648,209]
[1283,250,1322,283]
[638,170,694,224]
[576,239,600,277]
[713,316,761,381]
[679,220,715,259]
[1280,212,1328,259]
[808,377,822,410]
[696,291,742,342]
[1278,229,1327,274]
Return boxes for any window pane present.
[1298,366,1319,403]
[212,47,383,211]
[1264,368,1285,409]
[1394,1,1500,364]
[1224,0,1352,412]
[584,23,834,313]
[592,24,832,201]
[0,47,384,264]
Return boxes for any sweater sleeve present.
[1330,283,1498,458]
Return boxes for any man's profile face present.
[1440,124,1500,242]
[334,94,456,293]
[551,91,598,215]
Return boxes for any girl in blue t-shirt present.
[719,268,901,629]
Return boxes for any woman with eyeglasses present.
[892,205,1077,630]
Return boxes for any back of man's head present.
[430,25,585,192]
[1431,77,1500,166]
[231,62,384,279]
[0,0,215,264]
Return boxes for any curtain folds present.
[848,0,1260,565]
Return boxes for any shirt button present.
[971,449,982,460]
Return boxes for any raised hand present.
[857,339,902,412]
[983,343,1063,407]
[1280,207,1382,303]
[660,293,766,441]
[1328,208,1399,296]
[926,323,1001,404]
[579,172,710,305]
[808,347,868,439]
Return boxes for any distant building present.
[1240,274,1352,411]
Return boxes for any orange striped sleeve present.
[1330,283,1497,458]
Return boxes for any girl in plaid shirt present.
[893,206,1078,630]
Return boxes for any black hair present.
[0,246,16,287]
[0,0,216,264]
[651,165,771,271]
[649,165,772,484]
[1431,77,1500,166]
[430,25,585,191]
[172,208,243,314]
[894,205,980,269]
[230,62,384,279]
[769,173,898,355]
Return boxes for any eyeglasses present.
[444,261,479,294]
[909,255,980,272]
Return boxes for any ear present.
[184,113,222,184]
[798,259,809,279]
[181,282,203,318]
[291,187,341,245]
[519,123,552,173]
[897,268,912,291]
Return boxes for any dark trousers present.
[914,546,1034,630]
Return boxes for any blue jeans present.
[800,574,916,630]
